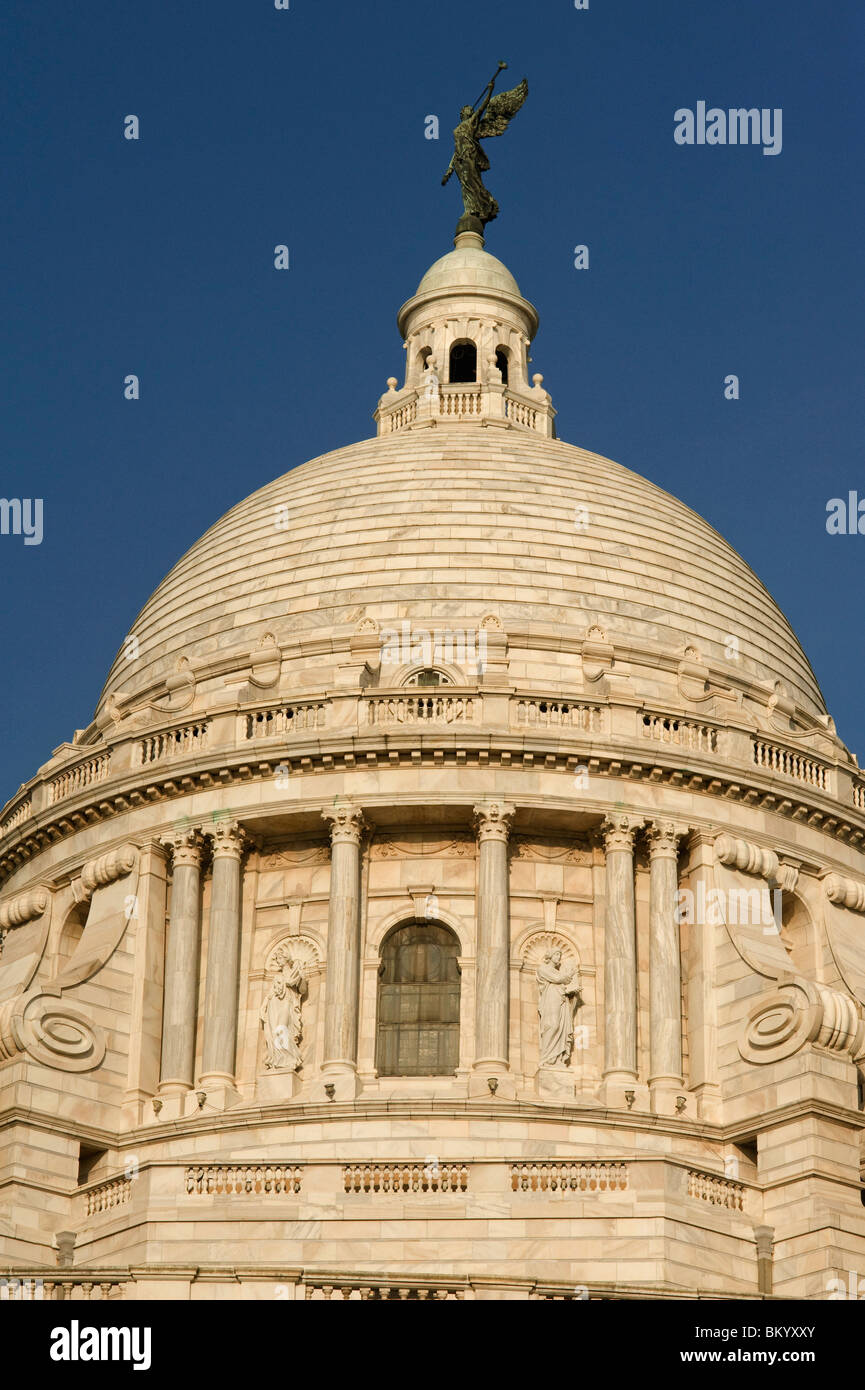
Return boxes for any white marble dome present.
[415,242,524,298]
[96,427,826,723]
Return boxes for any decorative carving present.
[260,843,331,867]
[738,978,865,1065]
[581,624,615,683]
[259,944,309,1072]
[264,934,321,975]
[322,803,365,846]
[601,814,642,853]
[0,991,106,1071]
[536,947,582,1067]
[824,873,865,913]
[248,633,282,690]
[207,821,247,861]
[78,844,138,897]
[472,800,515,843]
[645,822,686,859]
[677,644,738,708]
[162,827,203,870]
[370,834,474,860]
[512,837,591,864]
[714,834,779,884]
[0,887,49,931]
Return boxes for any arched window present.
[403,668,451,687]
[376,922,461,1076]
[449,340,477,384]
[495,347,509,385]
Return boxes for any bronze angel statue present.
[442,62,528,232]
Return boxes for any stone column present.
[158,830,202,1096]
[601,814,642,1097]
[200,821,246,1091]
[646,820,686,1113]
[124,839,169,1122]
[320,803,365,1098]
[684,831,721,1121]
[472,800,515,1088]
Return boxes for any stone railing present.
[85,1175,133,1216]
[0,796,31,837]
[185,1164,303,1196]
[687,1169,745,1211]
[0,1276,126,1300]
[343,1163,468,1194]
[6,687,865,877]
[365,693,478,726]
[505,397,538,429]
[513,700,602,733]
[303,1280,465,1300]
[510,1162,628,1193]
[642,713,719,755]
[752,740,828,791]
[138,721,208,766]
[439,385,481,418]
[383,399,417,433]
[244,703,328,740]
[48,752,111,805]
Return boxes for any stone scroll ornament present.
[712,837,865,1065]
[0,844,139,1072]
[536,948,581,1067]
[260,945,308,1072]
[712,835,797,980]
[822,873,865,1008]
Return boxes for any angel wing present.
[477,78,528,138]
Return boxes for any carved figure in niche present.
[260,945,308,1071]
[536,948,581,1067]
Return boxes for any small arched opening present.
[54,902,87,977]
[448,340,477,384]
[403,669,451,688]
[778,891,817,978]
[495,347,510,385]
[375,921,461,1076]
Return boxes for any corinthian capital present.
[645,821,687,860]
[601,813,643,854]
[162,825,204,869]
[472,800,516,844]
[322,802,365,846]
[206,819,247,861]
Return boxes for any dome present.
[415,242,523,297]
[96,427,826,723]
[2,210,863,1310]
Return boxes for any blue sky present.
[1,0,863,801]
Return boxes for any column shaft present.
[200,823,245,1085]
[647,822,684,1086]
[602,815,641,1079]
[159,832,202,1091]
[321,805,365,1069]
[473,801,515,1070]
